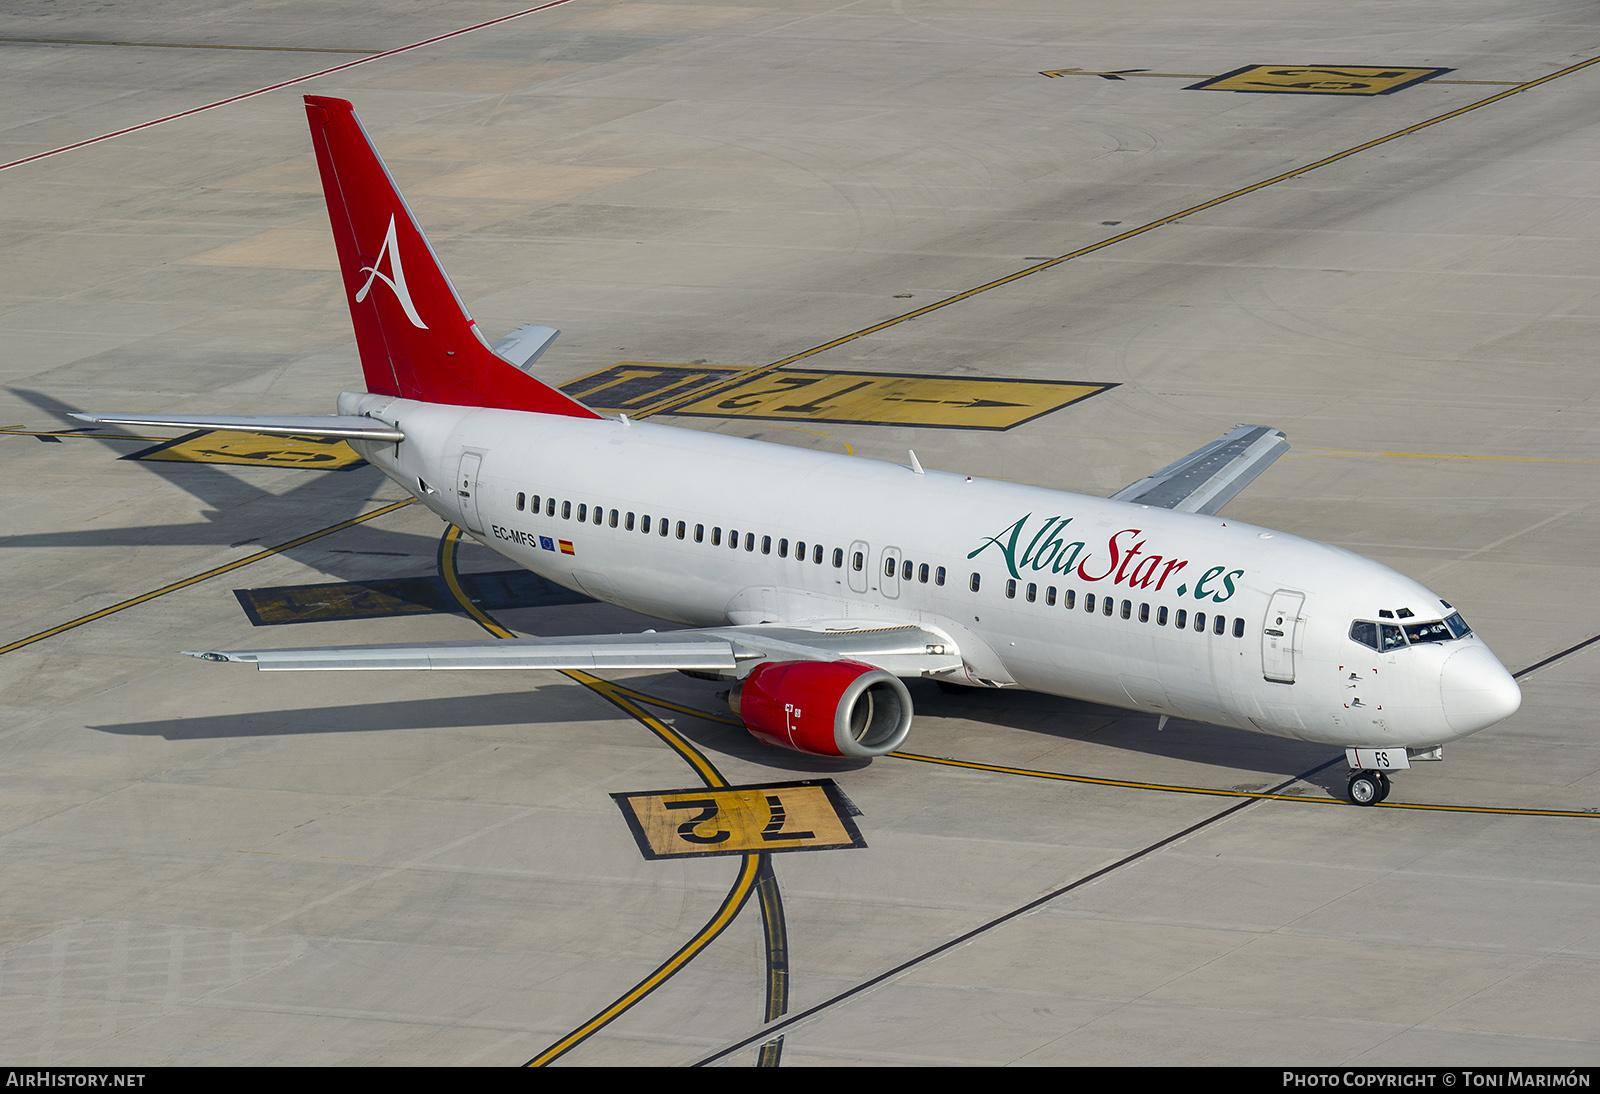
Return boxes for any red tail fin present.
[304,96,598,419]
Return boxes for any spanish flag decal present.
[559,540,575,555]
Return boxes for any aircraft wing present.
[1109,424,1288,515]
[185,621,962,679]
[71,413,404,442]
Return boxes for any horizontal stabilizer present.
[185,622,962,679]
[490,325,560,372]
[72,413,404,442]
[1110,424,1288,515]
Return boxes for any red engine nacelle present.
[729,659,914,758]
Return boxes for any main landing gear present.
[1346,769,1391,806]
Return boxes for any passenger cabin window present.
[609,509,619,528]
[1213,614,1226,635]
[779,538,789,558]
[626,512,636,531]
[1175,609,1187,629]
[562,501,572,520]
[660,519,670,537]
[833,548,844,568]
[676,521,686,540]
[712,527,722,546]
[516,492,525,511]
[1045,586,1056,606]
[814,545,824,565]
[884,558,895,577]
[546,498,556,517]
[1103,596,1114,617]
[576,504,587,522]
[1084,593,1095,613]
[853,551,864,571]
[1121,599,1131,620]
[935,566,946,586]
[1233,618,1245,638]
[969,572,980,592]
[1194,612,1206,632]
[594,506,603,525]
[641,515,651,534]
[1006,579,1017,599]
[1063,590,1074,610]
[695,524,704,543]
[1139,603,1149,623]
[902,560,913,581]
[1157,606,1168,626]
[532,495,541,513]
[762,536,772,554]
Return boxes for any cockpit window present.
[1350,621,1379,651]
[1352,614,1472,652]
[1404,620,1453,645]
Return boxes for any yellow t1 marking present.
[130,429,364,469]
[562,364,1112,430]
[1190,65,1451,95]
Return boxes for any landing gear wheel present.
[1373,771,1391,803]
[1348,771,1383,806]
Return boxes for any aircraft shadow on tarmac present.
[88,673,1341,792]
[3,388,438,581]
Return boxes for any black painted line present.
[1513,634,1600,680]
[690,758,1341,1066]
[755,853,789,1068]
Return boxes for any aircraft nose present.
[1440,645,1521,734]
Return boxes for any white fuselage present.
[341,392,1520,751]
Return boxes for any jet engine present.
[729,659,913,758]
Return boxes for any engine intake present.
[729,659,913,758]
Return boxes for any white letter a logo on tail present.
[355,215,429,329]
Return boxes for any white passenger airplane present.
[78,96,1521,805]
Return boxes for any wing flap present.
[185,622,962,678]
[72,413,404,442]
[188,634,739,672]
[1110,424,1288,515]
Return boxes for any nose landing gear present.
[1346,769,1391,806]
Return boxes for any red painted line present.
[0,0,577,174]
